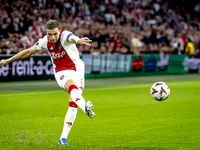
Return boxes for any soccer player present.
[0,20,96,145]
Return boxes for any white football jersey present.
[34,30,83,73]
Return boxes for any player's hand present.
[77,37,92,46]
[0,59,9,66]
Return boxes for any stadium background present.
[1,0,200,81]
[0,0,200,150]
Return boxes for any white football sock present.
[60,101,77,139]
[68,85,86,113]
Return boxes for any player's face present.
[46,28,60,43]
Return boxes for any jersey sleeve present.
[61,30,73,42]
[34,35,48,50]
[61,30,80,44]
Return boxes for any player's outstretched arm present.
[68,36,92,46]
[0,46,38,66]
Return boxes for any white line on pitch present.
[0,84,149,97]
[0,81,189,97]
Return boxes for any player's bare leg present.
[65,79,95,118]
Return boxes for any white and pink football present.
[150,81,170,101]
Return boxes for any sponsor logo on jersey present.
[50,51,66,59]
[50,47,54,50]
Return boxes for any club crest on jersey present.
[50,47,54,50]
[50,51,66,59]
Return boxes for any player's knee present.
[64,79,76,91]
[65,79,78,93]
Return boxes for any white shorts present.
[54,61,85,94]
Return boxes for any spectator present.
[131,33,143,55]
[3,17,15,34]
[0,0,200,56]
[10,46,19,54]
[90,47,100,55]
[185,38,194,55]
[0,24,9,38]
[104,9,116,25]
[99,45,107,54]
[119,46,129,54]
[20,30,34,49]
[110,33,123,52]
[1,46,8,55]
[13,17,24,34]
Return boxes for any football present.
[150,81,170,101]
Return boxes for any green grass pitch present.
[0,75,200,150]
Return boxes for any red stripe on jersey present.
[69,101,78,108]
[47,30,76,72]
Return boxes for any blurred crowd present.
[0,0,200,56]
